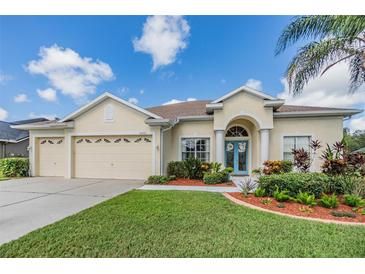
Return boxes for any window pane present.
[296,136,310,151]
[284,152,293,161]
[283,136,295,153]
[181,138,210,161]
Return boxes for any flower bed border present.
[148,178,236,187]
[223,192,365,226]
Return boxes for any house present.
[12,85,362,179]
[0,118,48,158]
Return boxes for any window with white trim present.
[181,138,210,162]
[283,136,311,161]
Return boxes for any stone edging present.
[222,192,365,226]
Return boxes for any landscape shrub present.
[320,194,339,209]
[239,177,257,196]
[343,194,365,207]
[326,175,363,196]
[295,191,317,206]
[184,158,204,179]
[263,160,293,175]
[203,172,226,184]
[167,161,187,178]
[259,172,329,198]
[292,139,321,172]
[146,175,169,184]
[0,157,29,177]
[273,186,291,202]
[254,187,266,197]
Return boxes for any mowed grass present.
[0,190,364,258]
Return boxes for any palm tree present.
[276,16,365,95]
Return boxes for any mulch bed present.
[167,178,236,187]
[227,192,365,223]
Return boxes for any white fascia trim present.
[177,115,214,121]
[11,121,74,130]
[273,109,362,118]
[206,103,223,112]
[211,85,277,103]
[264,100,285,108]
[60,92,162,122]
[145,118,172,126]
[0,137,29,143]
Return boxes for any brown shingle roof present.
[275,105,352,113]
[146,101,357,120]
[146,100,212,120]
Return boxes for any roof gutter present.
[273,109,363,118]
[11,121,74,130]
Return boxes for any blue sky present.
[0,16,364,130]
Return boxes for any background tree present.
[276,16,365,95]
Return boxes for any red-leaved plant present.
[292,139,321,172]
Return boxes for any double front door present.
[225,140,248,175]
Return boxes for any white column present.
[260,129,270,165]
[215,130,225,165]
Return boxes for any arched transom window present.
[226,126,248,137]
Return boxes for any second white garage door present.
[73,135,153,180]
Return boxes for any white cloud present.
[350,115,365,131]
[128,97,139,105]
[37,88,57,102]
[27,45,114,100]
[118,86,129,94]
[133,16,190,70]
[29,112,57,120]
[140,89,144,95]
[162,97,197,105]
[14,94,30,103]
[0,107,8,120]
[277,63,365,108]
[245,78,263,91]
[0,72,12,84]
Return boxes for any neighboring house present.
[0,118,48,158]
[13,85,362,179]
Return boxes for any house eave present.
[273,109,363,118]
[145,118,172,127]
[264,100,285,108]
[206,103,223,113]
[177,115,214,122]
[11,121,74,130]
[211,85,277,103]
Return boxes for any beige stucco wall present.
[213,91,273,130]
[270,116,344,171]
[163,120,215,173]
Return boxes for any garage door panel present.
[38,137,65,177]
[73,135,152,180]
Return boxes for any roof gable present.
[60,92,162,122]
[211,85,277,103]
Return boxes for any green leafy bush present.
[184,158,204,179]
[254,187,266,197]
[203,172,226,184]
[261,198,272,205]
[146,175,169,184]
[295,191,317,206]
[259,172,329,198]
[167,161,187,178]
[281,160,294,173]
[273,187,291,202]
[343,194,365,207]
[210,162,222,173]
[330,211,357,218]
[320,194,339,208]
[326,175,363,196]
[277,202,285,208]
[0,158,29,177]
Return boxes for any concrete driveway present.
[0,177,144,245]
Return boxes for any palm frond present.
[275,16,365,55]
[349,54,365,92]
[285,38,359,95]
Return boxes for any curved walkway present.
[139,184,239,192]
[223,193,365,226]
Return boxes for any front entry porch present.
[225,140,249,175]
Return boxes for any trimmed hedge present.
[167,161,187,178]
[259,173,330,198]
[203,172,226,184]
[147,175,169,184]
[0,158,29,177]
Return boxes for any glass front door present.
[225,140,248,175]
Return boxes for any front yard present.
[0,190,364,257]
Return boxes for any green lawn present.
[0,190,364,257]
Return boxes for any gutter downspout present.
[160,119,178,175]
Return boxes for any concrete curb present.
[222,192,365,226]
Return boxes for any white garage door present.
[73,135,153,180]
[37,137,66,177]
